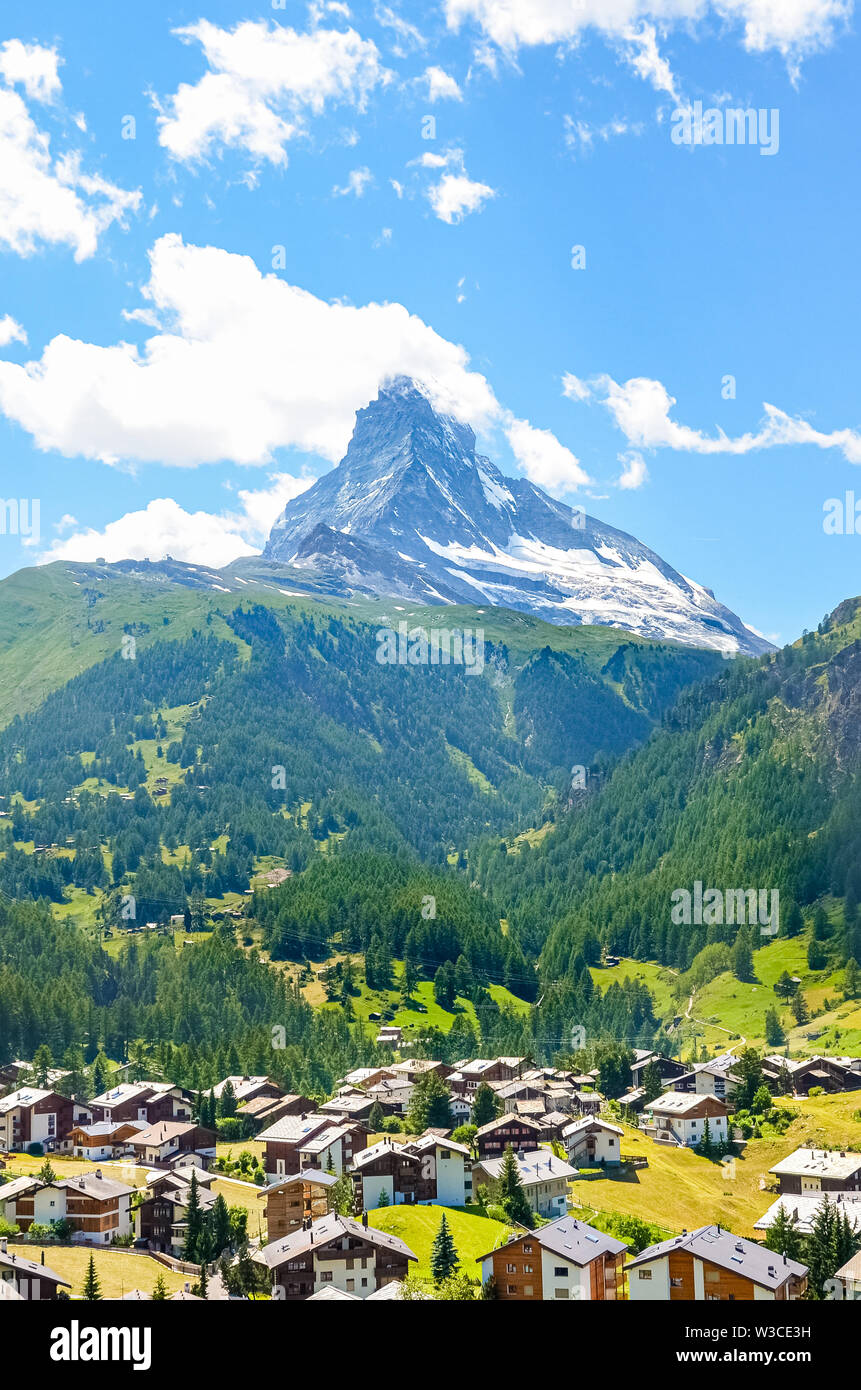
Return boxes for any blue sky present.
[0,0,859,644]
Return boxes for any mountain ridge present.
[263,377,771,657]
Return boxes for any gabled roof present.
[351,1139,419,1170]
[129,1120,200,1146]
[255,1212,417,1269]
[259,1168,338,1196]
[754,1191,861,1235]
[306,1285,360,1300]
[769,1147,861,1180]
[256,1113,332,1144]
[406,1132,471,1158]
[562,1116,624,1139]
[0,1247,70,1286]
[645,1091,728,1116]
[56,1171,135,1199]
[476,1214,626,1266]
[474,1149,577,1185]
[0,1087,54,1114]
[625,1225,807,1289]
[475,1113,544,1138]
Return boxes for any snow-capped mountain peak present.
[263,378,771,656]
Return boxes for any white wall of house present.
[33,1188,65,1225]
[428,1149,466,1206]
[540,1248,590,1301]
[360,1174,395,1211]
[313,1254,375,1298]
[629,1256,671,1300]
[525,1179,567,1218]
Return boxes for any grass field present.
[568,1092,861,1239]
[368,1204,512,1278]
[589,958,680,1020]
[8,1243,190,1299]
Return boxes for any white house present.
[406,1133,471,1206]
[642,1092,728,1148]
[627,1225,807,1301]
[562,1116,623,1166]
[471,1150,576,1219]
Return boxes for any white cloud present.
[424,65,463,101]
[0,40,62,103]
[504,416,591,490]
[333,165,374,195]
[564,114,642,152]
[39,471,315,569]
[155,20,390,166]
[618,22,681,101]
[39,497,260,568]
[0,314,26,347]
[444,0,851,76]
[616,449,649,489]
[564,371,861,463]
[0,86,141,261]
[373,5,427,52]
[0,233,583,499]
[420,147,496,223]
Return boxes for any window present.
[320,1271,333,1283]
[670,1277,683,1288]
[554,1289,569,1299]
[554,1266,568,1277]
[506,1263,517,1273]
[523,1264,533,1274]
[523,1285,533,1297]
[346,1279,354,1291]
[705,1270,719,1283]
[638,1270,652,1280]
[522,1243,533,1253]
[507,1285,516,1295]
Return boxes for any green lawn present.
[317,962,532,1041]
[8,1243,190,1299]
[589,958,679,1019]
[368,1204,512,1278]
[568,1092,861,1239]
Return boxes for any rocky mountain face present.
[263,378,771,656]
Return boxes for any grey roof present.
[306,1285,360,1300]
[406,1133,471,1158]
[474,1149,577,1185]
[261,1168,338,1194]
[365,1279,405,1300]
[524,1216,626,1264]
[475,1113,543,1138]
[0,1247,70,1286]
[754,1191,861,1235]
[255,1212,418,1270]
[769,1148,861,1181]
[256,1113,333,1144]
[0,1176,41,1201]
[626,1225,808,1288]
[562,1116,623,1139]
[56,1171,135,1199]
[351,1139,418,1170]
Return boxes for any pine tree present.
[81,1253,102,1301]
[844,958,859,1000]
[368,1101,385,1133]
[764,1007,785,1048]
[152,1271,168,1300]
[497,1145,533,1227]
[765,1206,803,1261]
[210,1192,232,1258]
[182,1170,204,1264]
[430,1213,460,1284]
[642,1060,663,1102]
[732,926,755,983]
[471,1081,500,1128]
[783,902,803,938]
[791,990,809,1025]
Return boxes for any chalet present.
[260,1170,337,1241]
[671,1057,740,1101]
[318,1093,381,1123]
[449,1058,525,1097]
[833,1249,861,1299]
[471,1150,577,1220]
[67,1120,144,1160]
[477,1215,627,1301]
[535,1111,570,1143]
[572,1091,602,1117]
[630,1050,688,1089]
[338,1068,396,1090]
[9,1171,135,1244]
[754,1190,861,1237]
[0,1240,70,1300]
[387,1059,453,1084]
[769,1147,861,1195]
[0,1088,77,1154]
[255,1211,417,1299]
[351,1139,427,1209]
[298,1123,362,1177]
[362,1078,415,1115]
[375,1026,404,1048]
[238,1094,316,1133]
[562,1116,624,1167]
[784,1056,861,1096]
[128,1120,216,1167]
[448,1094,472,1126]
[642,1092,729,1148]
[136,1175,217,1256]
[213,1075,283,1107]
[258,1114,366,1180]
[474,1113,544,1160]
[618,1087,647,1113]
[89,1081,192,1126]
[627,1225,808,1301]
[405,1133,471,1206]
[494,1081,546,1114]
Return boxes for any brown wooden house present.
[260,1169,337,1240]
[477,1216,628,1301]
[255,1211,417,1299]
